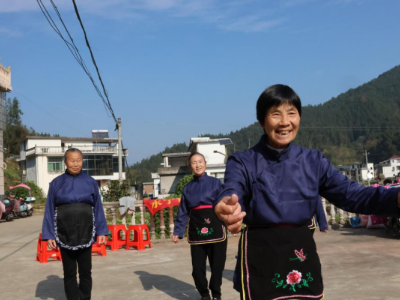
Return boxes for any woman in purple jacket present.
[215,84,400,300]
[42,148,108,300]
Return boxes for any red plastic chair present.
[126,224,152,251]
[36,233,62,263]
[106,225,127,251]
[91,236,107,256]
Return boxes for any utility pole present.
[118,118,123,183]
[363,149,371,186]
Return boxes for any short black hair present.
[188,152,206,163]
[256,84,302,125]
[64,148,83,162]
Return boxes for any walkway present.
[1,215,400,299]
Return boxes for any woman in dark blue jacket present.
[42,148,108,300]
[173,152,227,300]
[215,84,400,300]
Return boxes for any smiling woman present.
[257,84,301,149]
[214,84,400,300]
[172,152,227,300]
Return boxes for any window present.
[48,157,64,173]
[112,157,126,173]
[82,155,113,176]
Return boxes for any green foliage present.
[175,174,194,196]
[4,97,27,156]
[3,97,58,157]
[9,180,46,204]
[101,180,131,202]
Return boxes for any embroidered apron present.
[55,203,95,250]
[187,205,226,245]
[235,224,324,300]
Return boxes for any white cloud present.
[0,0,292,33]
[0,27,22,37]
[220,15,284,33]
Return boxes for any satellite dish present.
[367,173,373,179]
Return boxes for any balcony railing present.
[103,201,175,241]
[102,197,366,243]
[25,145,118,156]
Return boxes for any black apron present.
[55,203,95,250]
[187,205,226,245]
[235,224,324,300]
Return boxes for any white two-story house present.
[18,131,128,195]
[376,155,400,180]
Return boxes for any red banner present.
[143,198,181,215]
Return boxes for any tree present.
[101,180,131,202]
[175,174,194,196]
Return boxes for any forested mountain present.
[129,65,400,183]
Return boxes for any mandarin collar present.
[256,134,293,161]
[65,169,83,177]
[193,173,208,181]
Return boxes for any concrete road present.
[1,215,400,300]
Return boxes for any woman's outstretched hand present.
[215,194,246,234]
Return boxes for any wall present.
[26,139,61,149]
[169,156,188,167]
[197,142,226,165]
[26,156,37,184]
[160,174,186,194]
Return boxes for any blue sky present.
[1,0,399,164]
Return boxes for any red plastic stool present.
[36,233,62,263]
[126,224,152,251]
[106,225,127,251]
[91,236,107,256]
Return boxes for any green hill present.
[130,65,400,183]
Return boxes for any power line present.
[36,0,114,119]
[13,89,87,137]
[36,0,131,181]
[71,0,117,123]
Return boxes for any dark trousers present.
[190,239,227,298]
[60,246,92,300]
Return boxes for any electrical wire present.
[36,0,114,119]
[13,89,87,137]
[71,0,117,123]
[36,0,131,180]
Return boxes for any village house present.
[156,137,232,197]
[338,162,374,182]
[376,155,400,180]
[18,130,128,195]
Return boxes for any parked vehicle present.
[24,197,36,216]
[9,183,35,218]
[17,199,29,218]
[1,199,14,221]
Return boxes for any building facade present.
[338,163,374,182]
[19,132,128,195]
[0,63,12,195]
[156,137,232,197]
[376,155,400,180]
